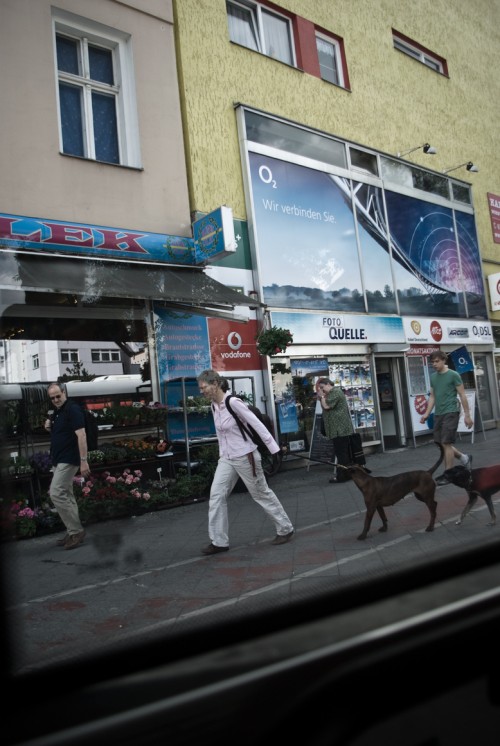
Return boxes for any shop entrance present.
[374,356,409,450]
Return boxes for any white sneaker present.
[460,454,472,470]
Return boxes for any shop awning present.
[0,251,262,321]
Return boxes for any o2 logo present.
[472,325,492,339]
[259,165,277,189]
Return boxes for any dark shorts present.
[433,412,459,444]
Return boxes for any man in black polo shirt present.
[44,383,89,549]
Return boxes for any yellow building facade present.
[173,0,500,448]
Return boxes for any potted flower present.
[87,450,106,466]
[156,439,171,454]
[12,504,37,538]
[256,326,294,356]
[30,451,52,474]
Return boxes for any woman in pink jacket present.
[196,369,294,555]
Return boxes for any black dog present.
[442,464,498,526]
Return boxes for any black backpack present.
[221,395,274,457]
[65,400,99,452]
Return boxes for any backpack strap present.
[223,395,253,443]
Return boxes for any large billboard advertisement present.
[248,152,487,319]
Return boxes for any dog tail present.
[427,443,444,476]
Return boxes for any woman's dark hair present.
[316,377,333,387]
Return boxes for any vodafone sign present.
[227,331,243,350]
[208,318,262,371]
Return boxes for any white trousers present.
[208,452,293,548]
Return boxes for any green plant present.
[196,444,219,482]
[1,401,21,436]
[178,395,211,413]
[169,472,208,500]
[99,444,128,463]
[111,438,156,460]
[88,450,106,465]
[256,326,293,356]
[5,455,33,476]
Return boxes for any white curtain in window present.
[227,4,259,50]
[262,11,292,64]
[317,37,338,84]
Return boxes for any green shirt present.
[323,387,354,438]
[430,369,462,415]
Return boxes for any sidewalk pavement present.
[6,426,500,672]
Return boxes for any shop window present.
[272,356,376,458]
[392,30,447,75]
[226,0,295,65]
[52,9,141,167]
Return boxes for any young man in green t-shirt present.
[420,351,473,485]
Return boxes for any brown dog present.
[341,446,443,540]
[442,464,498,526]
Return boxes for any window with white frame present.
[91,349,121,363]
[61,349,79,364]
[32,355,39,370]
[315,32,343,86]
[392,31,446,74]
[52,9,141,167]
[226,0,294,66]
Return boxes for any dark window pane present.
[59,83,84,157]
[350,147,379,176]
[92,91,119,163]
[56,35,79,74]
[412,169,448,198]
[89,45,114,85]
[452,183,472,204]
